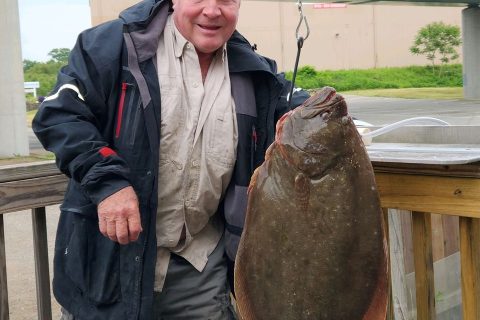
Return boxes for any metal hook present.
[295,0,310,43]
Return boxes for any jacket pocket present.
[64,208,121,306]
[115,82,129,139]
[114,81,148,156]
[115,82,140,140]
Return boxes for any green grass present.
[288,64,462,91]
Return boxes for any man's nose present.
[202,0,221,17]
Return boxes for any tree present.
[23,59,39,72]
[24,60,64,96]
[410,22,461,70]
[48,48,71,64]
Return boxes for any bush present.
[25,95,39,111]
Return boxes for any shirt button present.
[186,43,191,49]
[146,170,152,176]
[135,256,140,262]
[193,82,199,88]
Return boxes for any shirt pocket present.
[160,76,183,135]
[206,106,237,168]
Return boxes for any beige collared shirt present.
[154,15,237,291]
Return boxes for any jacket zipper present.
[115,82,128,138]
[251,125,257,174]
[129,98,142,146]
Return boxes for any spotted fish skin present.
[234,87,388,320]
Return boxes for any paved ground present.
[345,95,480,125]
[7,95,480,319]
[4,207,61,320]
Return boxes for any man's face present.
[172,0,240,54]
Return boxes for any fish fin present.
[248,168,260,195]
[294,172,311,212]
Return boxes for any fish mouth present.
[303,86,337,109]
[276,86,347,162]
[299,87,345,120]
[291,88,347,156]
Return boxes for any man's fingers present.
[116,219,129,245]
[106,219,118,242]
[128,213,142,242]
[97,187,143,244]
[99,216,107,237]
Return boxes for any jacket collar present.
[119,0,171,63]
[227,31,278,75]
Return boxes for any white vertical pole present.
[462,5,480,100]
[0,0,29,157]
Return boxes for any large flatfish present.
[234,87,388,320]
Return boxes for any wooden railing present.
[375,161,480,320]
[1,160,480,319]
[0,161,67,320]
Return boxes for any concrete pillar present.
[0,0,29,157]
[462,6,480,100]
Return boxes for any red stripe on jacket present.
[99,147,117,158]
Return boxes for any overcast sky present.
[18,0,91,61]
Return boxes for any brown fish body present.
[234,87,388,320]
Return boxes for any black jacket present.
[33,0,307,318]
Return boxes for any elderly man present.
[33,0,307,319]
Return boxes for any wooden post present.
[32,207,52,320]
[412,211,436,320]
[388,209,410,320]
[0,214,9,320]
[459,217,480,320]
[383,208,394,320]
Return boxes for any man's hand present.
[97,186,143,245]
